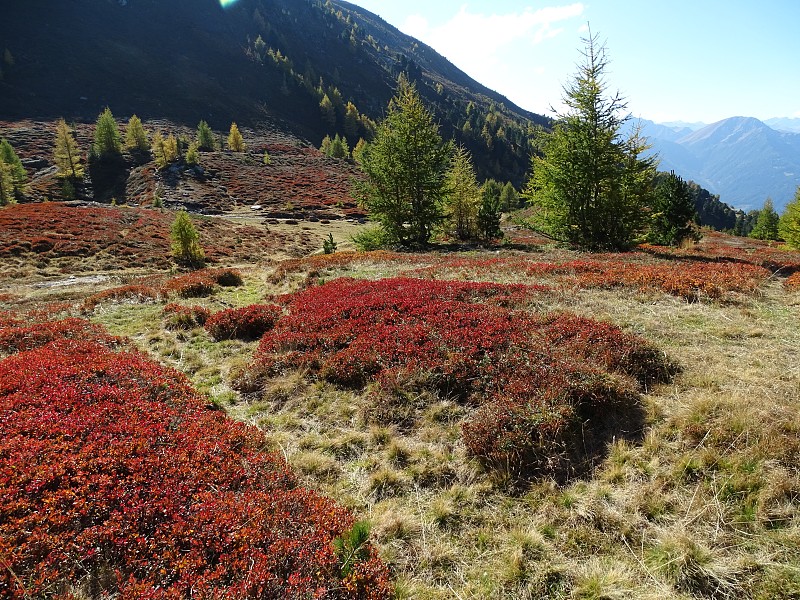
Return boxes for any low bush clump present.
[82,284,163,311]
[248,277,673,480]
[785,271,800,290]
[162,303,212,330]
[0,317,120,354]
[212,267,244,287]
[0,323,391,599]
[163,268,245,298]
[163,271,218,298]
[205,304,282,340]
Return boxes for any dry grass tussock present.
[1,237,799,599]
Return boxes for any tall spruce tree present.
[647,171,699,246]
[53,119,84,179]
[750,198,780,240]
[354,76,453,246]
[445,146,480,240]
[524,33,656,250]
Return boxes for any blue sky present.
[346,1,800,124]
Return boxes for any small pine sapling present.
[323,232,338,254]
[170,210,205,267]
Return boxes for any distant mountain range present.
[636,117,800,211]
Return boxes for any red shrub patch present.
[403,253,770,302]
[205,304,282,340]
[250,278,670,479]
[0,317,120,354]
[162,303,212,329]
[163,271,218,298]
[81,284,163,311]
[163,268,245,298]
[785,272,800,290]
[0,330,391,598]
[0,203,315,271]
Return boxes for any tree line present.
[50,109,249,185]
[352,34,800,252]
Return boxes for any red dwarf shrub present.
[81,284,163,311]
[163,271,218,298]
[402,252,771,302]
[536,313,678,386]
[785,272,800,290]
[162,303,212,330]
[0,317,120,354]
[163,268,244,298]
[249,277,672,479]
[205,304,282,341]
[0,330,391,598]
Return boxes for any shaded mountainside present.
[638,117,800,211]
[0,0,548,186]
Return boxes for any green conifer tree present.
[344,101,360,140]
[185,142,200,166]
[320,135,333,156]
[93,107,122,157]
[647,171,699,246]
[164,134,179,163]
[524,33,656,250]
[196,120,216,151]
[227,123,245,152]
[445,146,480,240]
[124,115,150,153]
[330,134,349,159]
[320,94,336,128]
[0,159,15,206]
[478,180,504,241]
[171,210,205,266]
[0,139,27,197]
[778,186,800,250]
[354,76,452,246]
[750,198,780,240]
[152,132,168,169]
[352,138,368,164]
[499,182,519,212]
[54,119,84,179]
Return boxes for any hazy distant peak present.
[765,117,800,133]
[640,115,800,211]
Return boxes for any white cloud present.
[409,4,585,113]
[403,14,430,39]
[420,4,585,59]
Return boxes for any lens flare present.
[220,0,240,8]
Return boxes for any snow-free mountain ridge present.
[636,116,800,211]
